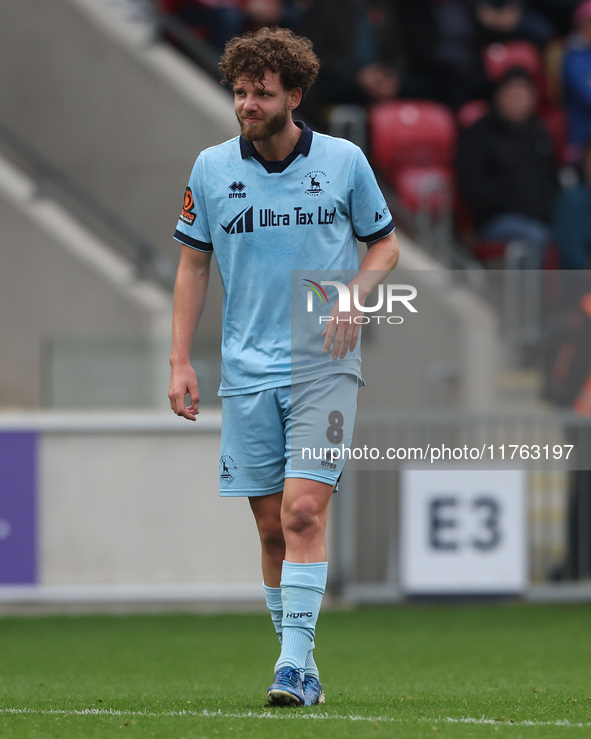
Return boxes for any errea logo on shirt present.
[228,181,247,198]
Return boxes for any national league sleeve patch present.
[180,187,196,226]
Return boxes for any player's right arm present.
[168,245,212,421]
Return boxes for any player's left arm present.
[322,230,399,358]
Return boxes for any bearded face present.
[233,72,295,144]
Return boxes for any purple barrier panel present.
[0,432,38,584]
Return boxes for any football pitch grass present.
[0,604,590,738]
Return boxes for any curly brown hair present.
[219,27,320,96]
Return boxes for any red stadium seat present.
[154,0,184,10]
[369,101,457,174]
[368,101,457,214]
[482,40,551,106]
[392,166,455,214]
[482,41,543,83]
[456,100,489,129]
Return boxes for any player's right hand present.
[168,363,200,421]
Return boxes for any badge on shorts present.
[220,455,237,483]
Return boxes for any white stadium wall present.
[0,412,266,610]
[0,0,236,266]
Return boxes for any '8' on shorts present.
[218,373,360,497]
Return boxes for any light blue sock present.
[263,582,283,643]
[274,561,327,673]
[305,646,320,681]
[264,581,320,678]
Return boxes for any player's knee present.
[258,521,285,553]
[283,498,322,536]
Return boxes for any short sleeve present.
[348,148,395,243]
[173,154,213,252]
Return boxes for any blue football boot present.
[267,667,305,706]
[303,674,325,706]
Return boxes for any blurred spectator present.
[393,0,441,96]
[563,0,591,160]
[542,279,591,580]
[243,0,284,26]
[240,0,308,32]
[457,68,558,263]
[155,0,306,54]
[553,140,591,268]
[468,0,555,48]
[299,0,438,129]
[531,0,581,36]
[155,0,244,52]
[430,0,490,110]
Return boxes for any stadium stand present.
[146,0,587,276]
[368,100,457,216]
[482,39,545,86]
[4,0,591,611]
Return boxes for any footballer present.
[168,26,398,706]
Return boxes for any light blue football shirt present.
[174,123,394,396]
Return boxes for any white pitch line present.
[0,708,590,729]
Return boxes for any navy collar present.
[239,122,313,173]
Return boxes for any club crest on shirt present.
[302,171,328,196]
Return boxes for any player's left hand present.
[321,299,364,359]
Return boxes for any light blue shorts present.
[218,374,360,497]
